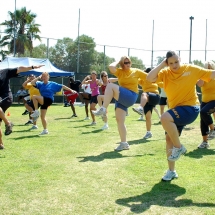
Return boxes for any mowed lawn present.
[0,103,215,215]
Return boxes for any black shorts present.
[84,93,91,100]
[144,93,160,115]
[159,97,167,105]
[0,96,13,122]
[41,97,53,109]
[90,95,98,104]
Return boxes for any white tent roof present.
[0,57,74,77]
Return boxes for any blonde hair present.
[204,61,215,70]
[118,56,132,68]
[42,72,50,77]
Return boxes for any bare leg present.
[166,134,175,171]
[40,109,47,130]
[140,93,148,108]
[97,95,104,107]
[102,83,119,108]
[90,103,97,122]
[161,112,181,148]
[0,108,10,126]
[145,111,152,131]
[70,103,76,115]
[0,122,3,148]
[85,100,90,117]
[153,106,161,119]
[32,95,44,110]
[115,108,127,142]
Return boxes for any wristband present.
[32,66,34,69]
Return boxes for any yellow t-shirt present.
[24,83,40,99]
[156,64,212,109]
[138,79,159,94]
[115,68,147,93]
[201,79,215,103]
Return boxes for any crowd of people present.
[1,50,215,182]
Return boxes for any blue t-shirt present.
[36,81,63,101]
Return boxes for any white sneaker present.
[114,142,130,151]
[39,129,49,135]
[162,170,178,181]
[30,125,38,130]
[138,116,144,120]
[101,124,109,130]
[143,132,152,139]
[89,122,96,125]
[31,110,39,117]
[208,130,215,140]
[92,107,106,116]
[32,115,39,123]
[168,145,187,161]
[84,117,90,120]
[132,107,143,115]
[198,141,210,149]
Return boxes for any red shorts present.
[64,91,78,104]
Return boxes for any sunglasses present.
[124,62,130,65]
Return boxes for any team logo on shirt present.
[182,72,191,77]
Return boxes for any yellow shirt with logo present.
[138,79,159,94]
[201,79,215,103]
[115,68,147,93]
[24,83,40,99]
[156,64,212,109]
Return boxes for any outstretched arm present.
[62,85,76,94]
[17,65,44,74]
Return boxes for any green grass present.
[0,104,215,215]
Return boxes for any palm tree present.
[0,7,41,57]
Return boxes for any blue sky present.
[1,0,215,66]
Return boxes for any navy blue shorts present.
[115,87,138,112]
[144,93,160,115]
[167,105,200,135]
[27,100,41,110]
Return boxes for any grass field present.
[0,103,215,215]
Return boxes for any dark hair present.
[70,77,74,82]
[145,68,152,73]
[166,51,177,63]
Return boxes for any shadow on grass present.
[77,151,144,162]
[12,134,42,140]
[185,148,215,159]
[128,138,164,145]
[116,181,215,213]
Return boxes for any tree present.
[192,59,204,67]
[156,56,165,65]
[0,7,41,56]
[130,56,145,70]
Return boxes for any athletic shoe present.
[208,130,215,140]
[25,120,33,125]
[5,122,14,135]
[89,122,96,125]
[132,107,143,115]
[22,110,29,115]
[39,129,49,135]
[138,115,145,120]
[32,115,39,123]
[168,145,187,161]
[143,132,152,139]
[0,144,4,150]
[71,114,78,118]
[79,103,85,107]
[114,142,130,151]
[30,125,38,130]
[101,124,109,130]
[30,110,39,117]
[162,170,178,181]
[84,117,90,120]
[198,141,210,149]
[92,107,106,116]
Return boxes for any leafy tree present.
[192,59,204,67]
[0,7,41,56]
[130,56,145,70]
[156,56,165,65]
[20,44,47,58]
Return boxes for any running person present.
[147,50,215,181]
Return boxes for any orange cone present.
[7,112,10,116]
